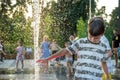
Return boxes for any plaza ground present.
[0,59,120,80]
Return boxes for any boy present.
[37,17,109,80]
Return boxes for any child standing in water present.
[15,40,25,72]
[65,42,73,77]
[39,35,50,73]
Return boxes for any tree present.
[104,7,118,46]
[109,7,118,28]
[76,17,87,38]
[40,0,96,46]
[0,0,33,54]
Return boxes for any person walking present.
[112,28,120,67]
[64,41,73,77]
[69,35,78,64]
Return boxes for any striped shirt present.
[67,37,108,80]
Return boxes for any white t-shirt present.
[100,35,111,50]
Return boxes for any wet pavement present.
[0,59,120,80]
[0,60,72,80]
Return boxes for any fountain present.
[32,0,41,80]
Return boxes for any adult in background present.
[112,28,120,67]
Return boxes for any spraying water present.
[32,0,42,80]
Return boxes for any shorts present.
[16,54,24,61]
[66,57,73,63]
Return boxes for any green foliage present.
[40,0,96,47]
[104,7,119,46]
[95,6,108,22]
[109,7,118,28]
[76,17,87,38]
[0,1,33,54]
[104,26,114,47]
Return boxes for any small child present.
[65,42,73,77]
[15,40,25,72]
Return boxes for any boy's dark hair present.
[88,17,105,36]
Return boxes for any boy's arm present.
[37,48,69,63]
[107,50,112,58]
[102,62,109,80]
